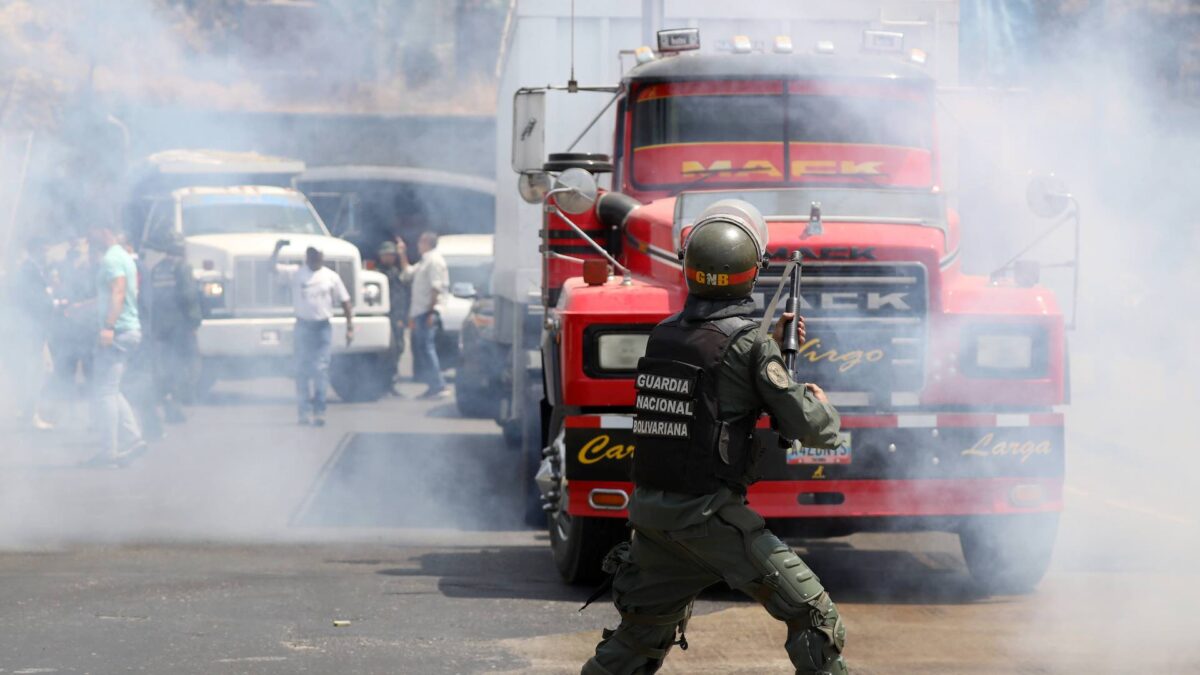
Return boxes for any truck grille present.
[232,257,356,310]
[751,262,927,407]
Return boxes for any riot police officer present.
[376,240,410,393]
[145,231,201,423]
[582,200,848,675]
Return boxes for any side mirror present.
[511,89,546,173]
[553,167,598,215]
[451,281,477,299]
[1026,173,1071,218]
[518,171,553,204]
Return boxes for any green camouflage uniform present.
[583,298,848,675]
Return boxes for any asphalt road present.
[0,375,1197,674]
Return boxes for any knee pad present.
[749,531,845,654]
[785,625,849,675]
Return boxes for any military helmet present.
[680,199,769,299]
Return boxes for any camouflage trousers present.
[582,502,847,675]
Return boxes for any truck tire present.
[455,387,496,418]
[959,513,1058,595]
[330,353,391,403]
[550,514,629,585]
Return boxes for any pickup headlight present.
[962,325,1047,378]
[201,280,225,307]
[201,281,224,298]
[363,281,383,306]
[596,333,650,371]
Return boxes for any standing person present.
[81,224,146,467]
[146,231,201,423]
[396,231,448,399]
[7,237,56,430]
[118,234,163,441]
[50,237,97,400]
[581,202,848,675]
[270,242,353,426]
[375,240,410,395]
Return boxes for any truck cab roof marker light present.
[909,48,928,65]
[656,28,700,54]
[732,35,753,54]
[634,46,656,65]
[773,36,794,54]
[815,40,835,54]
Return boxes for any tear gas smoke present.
[0,0,507,549]
[0,1,1196,669]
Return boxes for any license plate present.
[787,432,852,465]
[260,329,281,346]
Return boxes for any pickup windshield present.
[445,255,493,291]
[182,197,326,236]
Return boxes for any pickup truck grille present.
[232,257,356,310]
[751,262,927,407]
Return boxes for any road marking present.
[1100,498,1194,527]
[289,432,355,526]
[216,657,288,663]
[1066,482,1193,526]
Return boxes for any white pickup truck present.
[137,185,394,401]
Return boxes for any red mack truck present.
[486,5,1078,595]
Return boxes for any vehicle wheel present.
[330,353,391,403]
[959,513,1059,595]
[436,331,460,369]
[550,513,628,585]
[501,418,522,447]
[194,362,219,400]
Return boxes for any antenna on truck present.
[567,0,578,93]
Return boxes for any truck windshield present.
[630,80,934,189]
[182,199,326,236]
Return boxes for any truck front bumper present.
[557,412,1065,520]
[197,315,391,358]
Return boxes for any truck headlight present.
[596,333,650,371]
[975,334,1032,369]
[363,281,383,306]
[961,325,1047,378]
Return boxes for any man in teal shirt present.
[81,224,146,467]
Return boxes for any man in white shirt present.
[396,231,449,399]
[271,242,353,425]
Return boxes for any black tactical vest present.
[632,313,759,495]
[148,257,185,337]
